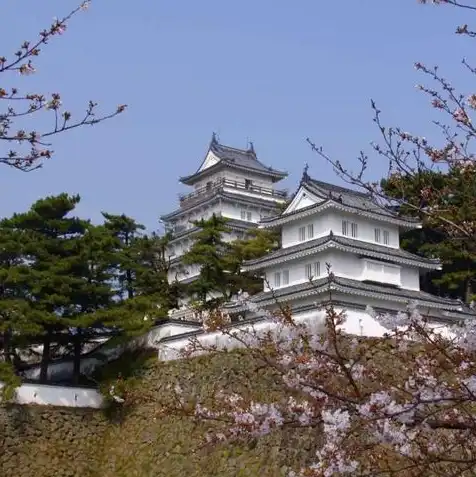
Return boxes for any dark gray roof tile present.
[242,233,440,271]
[252,276,466,311]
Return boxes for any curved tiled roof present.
[260,175,420,229]
[241,232,441,271]
[160,189,283,222]
[252,275,466,311]
[180,136,288,185]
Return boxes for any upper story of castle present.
[160,134,289,238]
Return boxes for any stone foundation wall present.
[0,350,317,477]
[0,405,107,477]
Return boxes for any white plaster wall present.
[0,382,104,408]
[400,267,421,291]
[281,211,400,249]
[263,252,333,291]
[262,248,421,292]
[22,322,202,382]
[327,211,400,248]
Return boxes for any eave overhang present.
[241,234,441,272]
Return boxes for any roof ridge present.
[307,177,370,198]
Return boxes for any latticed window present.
[351,222,358,238]
[298,226,306,241]
[374,228,381,243]
[274,272,281,287]
[283,270,289,285]
[313,261,321,277]
[307,224,314,239]
[305,264,313,279]
[383,230,390,245]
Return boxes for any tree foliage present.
[382,168,476,302]
[0,195,179,386]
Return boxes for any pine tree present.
[132,232,181,316]
[382,166,476,302]
[181,214,234,309]
[226,228,280,295]
[2,193,89,382]
[102,213,145,300]
[0,225,42,391]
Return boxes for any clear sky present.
[0,0,473,230]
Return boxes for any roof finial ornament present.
[248,140,255,154]
[211,132,218,146]
[302,163,310,183]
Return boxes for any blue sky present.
[0,1,472,230]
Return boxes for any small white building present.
[160,134,288,319]
[239,170,472,336]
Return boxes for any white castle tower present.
[160,134,288,319]
[238,169,472,335]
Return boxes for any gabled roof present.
[260,172,420,229]
[241,232,441,272]
[251,275,467,312]
[179,134,288,185]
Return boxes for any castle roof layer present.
[160,189,282,222]
[241,232,441,272]
[260,173,420,229]
[251,275,467,312]
[179,135,288,185]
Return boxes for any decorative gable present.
[197,149,221,173]
[283,186,324,214]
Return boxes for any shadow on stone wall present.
[1,350,318,477]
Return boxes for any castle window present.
[342,220,358,237]
[274,272,281,288]
[282,270,289,285]
[307,223,314,239]
[383,230,390,245]
[298,226,306,242]
[313,261,321,277]
[305,264,313,279]
[247,211,252,221]
[374,228,381,243]
[241,209,246,220]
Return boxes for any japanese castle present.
[161,135,471,337]
[160,134,288,319]
[27,136,474,381]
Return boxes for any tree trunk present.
[126,269,134,299]
[464,278,473,304]
[39,329,51,383]
[72,330,82,385]
[2,328,12,364]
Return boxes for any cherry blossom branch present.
[0,1,127,172]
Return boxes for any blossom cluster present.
[167,295,476,476]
